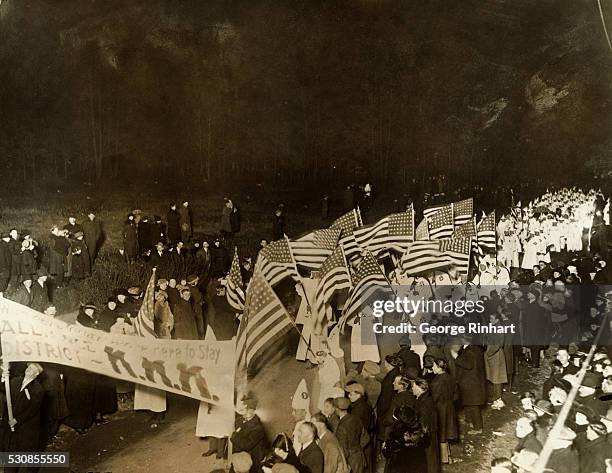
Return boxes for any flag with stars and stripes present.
[400,240,451,275]
[354,207,414,255]
[136,269,157,338]
[235,270,293,370]
[331,209,362,260]
[415,217,429,240]
[255,238,299,287]
[314,247,352,328]
[477,211,497,251]
[427,205,454,240]
[423,203,446,219]
[226,247,245,312]
[452,198,473,227]
[440,237,472,275]
[289,228,341,270]
[452,216,479,255]
[340,251,393,327]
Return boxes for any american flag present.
[452,198,473,226]
[255,238,299,287]
[452,217,479,254]
[235,269,293,370]
[136,269,157,338]
[226,247,245,312]
[341,251,392,326]
[427,205,454,240]
[415,217,429,240]
[440,237,472,275]
[289,228,341,270]
[423,204,446,219]
[314,247,352,329]
[354,208,414,255]
[477,211,497,250]
[331,209,362,261]
[400,240,451,275]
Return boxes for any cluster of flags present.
[227,196,497,373]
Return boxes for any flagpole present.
[282,238,319,361]
[2,360,14,432]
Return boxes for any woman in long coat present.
[430,358,458,463]
[0,363,45,461]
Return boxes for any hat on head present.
[333,397,350,410]
[84,303,96,311]
[345,383,365,395]
[362,360,381,376]
[128,286,142,296]
[36,267,49,278]
[231,452,253,473]
[241,392,258,410]
[399,335,412,347]
[582,372,603,389]
[291,379,310,412]
[116,288,129,297]
[187,274,199,284]
[385,353,403,367]
[74,231,84,238]
[157,278,168,286]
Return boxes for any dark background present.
[0,0,611,195]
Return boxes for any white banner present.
[0,298,234,408]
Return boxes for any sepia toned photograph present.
[1,1,612,472]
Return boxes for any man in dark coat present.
[179,201,193,242]
[577,421,608,473]
[10,277,34,307]
[8,229,21,286]
[172,288,199,340]
[334,397,367,473]
[98,298,119,333]
[151,215,166,245]
[149,242,168,268]
[522,289,551,367]
[138,216,154,255]
[196,241,213,283]
[346,383,373,472]
[166,204,181,245]
[272,207,285,241]
[296,422,324,473]
[381,374,416,441]
[211,239,230,278]
[82,212,103,266]
[31,268,50,313]
[0,232,12,293]
[397,335,422,373]
[49,226,68,287]
[231,393,268,473]
[188,274,207,339]
[0,363,45,466]
[413,378,440,473]
[453,341,486,433]
[122,216,139,263]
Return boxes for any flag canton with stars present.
[453,219,476,238]
[478,212,496,232]
[354,252,384,284]
[429,206,453,228]
[260,239,294,263]
[389,210,413,237]
[331,211,358,236]
[453,198,473,217]
[441,237,471,254]
[313,228,341,249]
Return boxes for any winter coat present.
[430,372,458,441]
[0,240,11,278]
[49,234,68,276]
[82,219,103,261]
[230,206,241,233]
[154,299,174,339]
[19,248,37,279]
[484,332,508,385]
[179,206,192,240]
[166,209,181,243]
[172,298,199,340]
[210,245,230,277]
[0,377,44,453]
[231,414,269,472]
[455,345,486,406]
[138,221,154,253]
[272,214,285,241]
[122,222,138,259]
[31,281,50,313]
[71,239,91,279]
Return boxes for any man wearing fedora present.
[31,267,50,312]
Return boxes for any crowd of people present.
[1,186,612,473]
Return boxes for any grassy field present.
[0,190,334,311]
